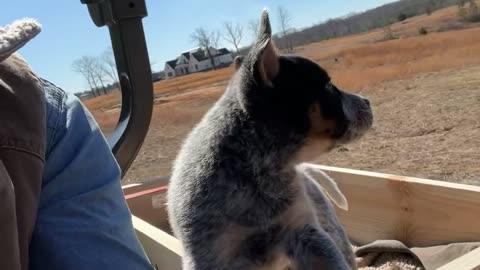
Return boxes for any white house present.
[164,47,234,79]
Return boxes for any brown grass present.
[315,27,480,92]
[316,66,480,185]
[153,67,233,94]
[81,6,480,184]
[294,5,475,58]
[85,6,480,114]
[84,67,234,110]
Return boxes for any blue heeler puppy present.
[167,9,373,270]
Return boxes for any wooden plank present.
[129,166,480,266]
[127,189,172,234]
[438,247,480,270]
[124,178,172,233]
[125,185,168,200]
[315,165,480,247]
[122,183,142,190]
[132,216,182,270]
[122,177,170,196]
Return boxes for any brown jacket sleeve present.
[0,53,46,270]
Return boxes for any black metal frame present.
[81,0,153,178]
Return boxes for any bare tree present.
[91,58,108,95]
[278,6,293,51]
[191,27,219,70]
[72,56,100,97]
[212,30,221,49]
[72,55,109,96]
[248,19,260,39]
[101,47,119,86]
[222,21,243,53]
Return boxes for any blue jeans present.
[27,79,154,269]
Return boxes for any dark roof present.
[181,52,191,60]
[169,48,232,66]
[217,48,231,55]
[166,59,177,69]
[191,48,232,62]
[191,50,209,62]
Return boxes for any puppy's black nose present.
[363,98,370,107]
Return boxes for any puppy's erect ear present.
[245,9,280,87]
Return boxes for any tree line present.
[73,0,461,95]
[274,0,457,49]
[190,0,459,71]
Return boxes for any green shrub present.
[397,13,408,21]
[418,27,428,35]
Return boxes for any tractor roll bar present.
[80,0,154,178]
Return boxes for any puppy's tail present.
[297,163,349,211]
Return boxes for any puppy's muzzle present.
[339,93,373,143]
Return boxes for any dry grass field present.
[83,6,480,184]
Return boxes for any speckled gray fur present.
[167,9,372,270]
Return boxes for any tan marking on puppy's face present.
[294,103,337,163]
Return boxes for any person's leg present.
[0,53,46,270]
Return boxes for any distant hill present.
[266,0,458,51]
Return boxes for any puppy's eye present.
[325,81,334,91]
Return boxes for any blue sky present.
[2,0,396,93]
